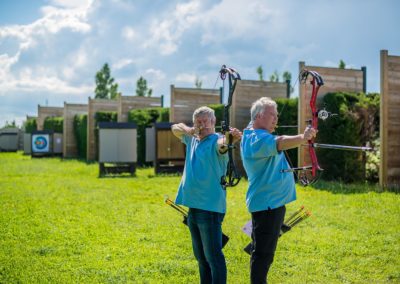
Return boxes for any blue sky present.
[1,0,399,127]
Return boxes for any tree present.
[256,65,264,81]
[2,120,17,129]
[136,76,152,97]
[95,63,119,99]
[269,70,279,82]
[339,60,346,69]
[283,71,294,94]
[282,71,292,82]
[195,76,202,89]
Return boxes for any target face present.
[32,134,49,152]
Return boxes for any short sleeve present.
[242,131,278,158]
[181,134,192,145]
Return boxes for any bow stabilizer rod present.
[311,143,372,151]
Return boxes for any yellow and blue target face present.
[32,134,49,152]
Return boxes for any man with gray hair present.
[172,106,242,284]
[240,97,317,283]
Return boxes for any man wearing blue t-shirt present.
[240,97,317,284]
[172,106,242,284]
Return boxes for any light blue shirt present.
[240,129,296,212]
[175,133,228,213]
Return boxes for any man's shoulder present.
[243,129,274,140]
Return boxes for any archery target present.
[32,134,50,153]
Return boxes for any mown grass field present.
[0,152,399,283]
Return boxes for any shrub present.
[24,118,37,133]
[275,98,299,168]
[128,108,170,166]
[317,92,379,183]
[43,117,63,133]
[73,114,87,159]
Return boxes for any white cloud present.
[0,52,20,79]
[199,0,277,44]
[144,1,202,55]
[38,6,91,34]
[122,26,136,41]
[0,66,92,96]
[175,73,196,84]
[146,68,166,81]
[113,58,134,70]
[48,0,94,10]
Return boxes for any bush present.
[94,112,117,124]
[24,119,37,133]
[128,108,170,166]
[73,115,87,159]
[43,117,63,133]
[317,92,379,183]
[275,98,299,168]
[208,104,224,127]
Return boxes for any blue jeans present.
[187,208,227,284]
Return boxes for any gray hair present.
[192,106,216,123]
[250,97,277,122]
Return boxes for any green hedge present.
[94,112,118,124]
[128,107,170,166]
[73,114,87,159]
[24,118,37,133]
[317,92,379,183]
[207,104,224,127]
[275,98,299,169]
[43,117,63,133]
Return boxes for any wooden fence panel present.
[118,96,162,122]
[37,106,64,130]
[380,50,400,189]
[231,80,287,131]
[63,103,87,158]
[170,86,220,124]
[231,79,288,176]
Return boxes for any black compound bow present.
[219,65,242,188]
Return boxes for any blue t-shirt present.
[175,133,228,213]
[240,129,296,212]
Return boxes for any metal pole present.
[286,79,291,98]
[362,66,367,93]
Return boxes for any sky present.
[1,0,399,127]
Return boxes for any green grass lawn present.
[0,152,399,283]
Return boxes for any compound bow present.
[219,65,242,188]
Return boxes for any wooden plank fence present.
[37,105,64,131]
[63,103,88,158]
[170,86,220,124]
[380,50,400,189]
